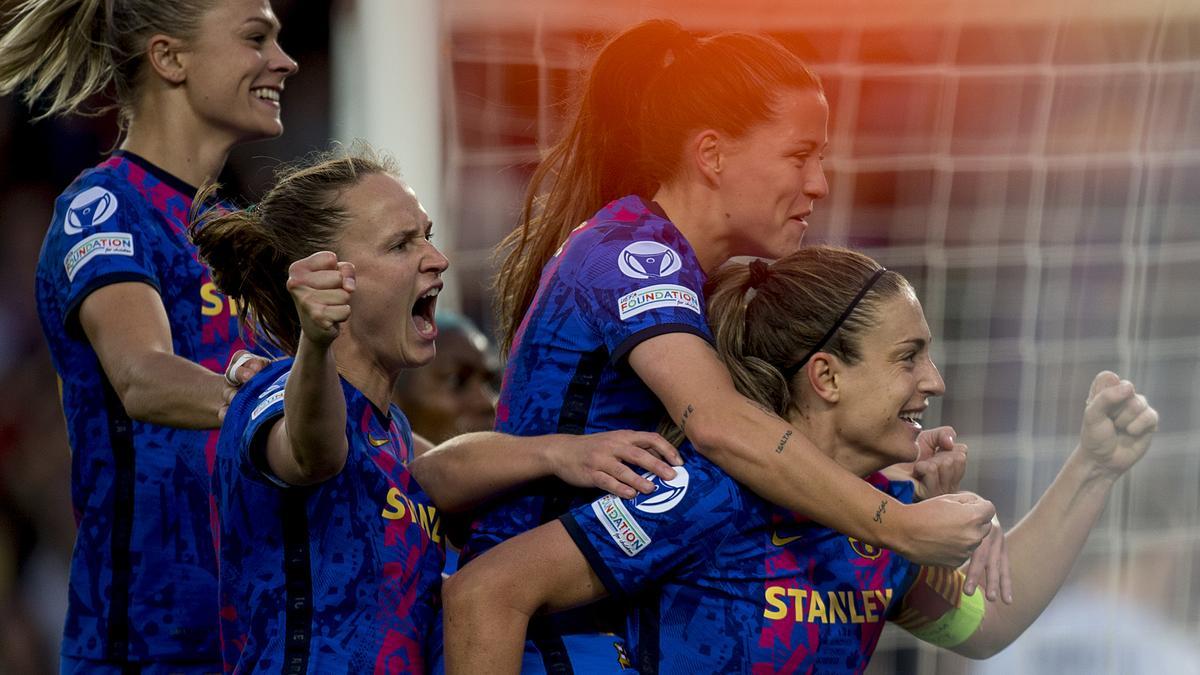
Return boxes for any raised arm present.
[80,282,249,428]
[260,252,356,486]
[409,430,682,512]
[630,332,995,567]
[894,372,1157,658]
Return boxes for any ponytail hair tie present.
[747,258,771,289]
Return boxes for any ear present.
[146,34,188,85]
[805,353,841,404]
[689,129,723,188]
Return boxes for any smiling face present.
[716,87,830,259]
[334,173,449,374]
[180,0,298,143]
[825,290,945,470]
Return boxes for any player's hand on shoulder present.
[217,350,275,422]
[287,251,355,347]
[549,430,683,500]
[1078,371,1158,478]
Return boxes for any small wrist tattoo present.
[680,404,695,432]
[874,501,888,523]
[775,430,793,454]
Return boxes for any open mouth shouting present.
[412,284,440,340]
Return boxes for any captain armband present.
[892,566,985,648]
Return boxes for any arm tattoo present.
[680,404,695,433]
[775,430,793,454]
[874,500,888,523]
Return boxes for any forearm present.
[113,351,228,429]
[687,401,904,549]
[276,335,348,482]
[442,563,531,675]
[958,450,1116,657]
[410,432,554,512]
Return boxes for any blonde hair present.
[0,0,214,121]
[190,144,399,355]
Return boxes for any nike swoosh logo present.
[368,436,390,447]
[771,531,803,547]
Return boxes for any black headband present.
[781,267,888,380]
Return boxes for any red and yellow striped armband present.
[892,566,985,648]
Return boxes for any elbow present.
[443,562,509,621]
[287,444,348,486]
[113,377,161,423]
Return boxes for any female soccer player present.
[475,19,997,669]
[1,0,295,670]
[444,247,1158,673]
[192,145,683,673]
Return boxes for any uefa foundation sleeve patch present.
[63,232,135,282]
[592,495,652,556]
[617,284,701,321]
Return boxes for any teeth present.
[423,287,440,299]
[414,315,431,333]
[252,88,280,102]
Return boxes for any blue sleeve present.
[44,175,162,334]
[568,224,712,363]
[232,367,292,488]
[559,456,743,597]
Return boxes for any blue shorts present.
[60,656,220,675]
[520,633,637,675]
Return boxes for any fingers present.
[1124,405,1159,437]
[1112,393,1150,430]
[614,444,676,486]
[998,529,1013,604]
[1088,370,1121,400]
[592,473,642,501]
[337,261,356,291]
[1084,378,1136,423]
[627,431,683,467]
[963,542,987,596]
[984,527,1002,602]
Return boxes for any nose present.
[271,42,299,77]
[803,160,829,201]
[424,242,450,275]
[921,357,946,398]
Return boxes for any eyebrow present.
[893,338,928,352]
[242,16,281,32]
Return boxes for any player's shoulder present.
[227,358,294,428]
[660,443,745,510]
[46,159,147,245]
[566,196,690,259]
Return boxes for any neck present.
[330,339,395,414]
[652,181,732,275]
[785,406,887,478]
[120,91,237,189]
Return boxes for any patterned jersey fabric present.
[561,446,918,674]
[35,151,249,662]
[215,359,445,674]
[463,195,712,565]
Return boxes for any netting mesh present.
[443,3,1200,671]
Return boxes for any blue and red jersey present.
[561,446,918,674]
[463,195,711,564]
[35,151,248,662]
[215,359,445,673]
